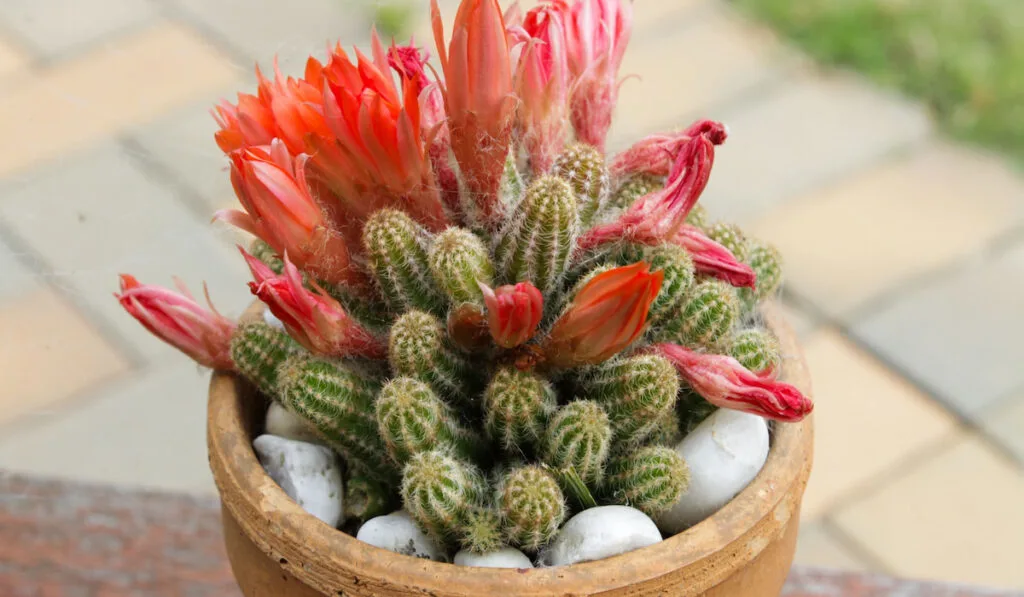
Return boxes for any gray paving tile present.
[850,242,1024,416]
[0,0,157,58]
[794,522,872,572]
[0,236,39,302]
[699,73,932,225]
[0,142,253,363]
[979,393,1024,464]
[0,363,217,495]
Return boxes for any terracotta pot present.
[207,302,814,597]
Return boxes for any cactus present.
[277,356,397,484]
[613,243,694,326]
[604,446,690,516]
[500,147,525,213]
[376,377,487,465]
[249,238,285,275]
[552,143,610,227]
[741,240,783,309]
[460,507,504,554]
[579,354,679,446]
[401,450,487,544]
[542,400,612,487]
[658,280,739,349]
[497,465,566,551]
[677,389,717,434]
[388,310,479,409]
[707,222,750,264]
[363,209,446,314]
[494,176,578,294]
[608,174,660,214]
[649,409,683,446]
[429,227,496,305]
[229,321,301,397]
[686,204,709,230]
[344,474,394,521]
[483,368,557,455]
[729,328,781,373]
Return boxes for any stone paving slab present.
[980,394,1024,465]
[0,0,158,59]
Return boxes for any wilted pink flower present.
[556,0,632,151]
[432,0,516,229]
[610,120,729,178]
[508,3,570,174]
[653,343,813,422]
[242,249,385,359]
[479,281,544,348]
[671,225,756,289]
[544,262,663,367]
[115,275,235,370]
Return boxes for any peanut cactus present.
[604,445,690,516]
[552,143,610,227]
[497,465,566,551]
[608,174,660,214]
[388,310,479,409]
[229,321,300,397]
[740,240,783,308]
[483,367,557,455]
[729,328,781,374]
[580,354,680,446]
[658,280,740,349]
[429,227,496,305]
[613,243,694,326]
[363,209,445,315]
[248,238,285,275]
[686,204,709,230]
[542,400,613,487]
[460,506,504,554]
[707,222,750,264]
[344,474,393,522]
[401,450,488,544]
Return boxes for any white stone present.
[265,402,324,445]
[536,505,662,567]
[356,510,447,562]
[454,547,534,568]
[252,434,344,527]
[655,409,769,535]
[263,308,285,329]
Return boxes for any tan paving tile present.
[834,435,1024,589]
[0,290,130,425]
[0,22,238,178]
[980,394,1024,464]
[750,143,1024,316]
[793,522,871,572]
[799,328,958,520]
[632,0,709,32]
[0,37,29,79]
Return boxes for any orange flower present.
[432,0,516,230]
[212,92,276,153]
[543,262,663,367]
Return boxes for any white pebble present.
[265,402,324,445]
[263,308,285,330]
[356,510,447,562]
[655,409,769,535]
[454,547,533,568]
[252,434,344,527]
[537,505,661,567]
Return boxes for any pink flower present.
[653,343,813,422]
[479,281,544,348]
[556,0,632,151]
[115,275,235,370]
[217,140,361,288]
[508,3,571,173]
[544,262,663,367]
[577,122,725,252]
[432,0,516,229]
[671,225,756,289]
[610,120,729,178]
[242,249,385,359]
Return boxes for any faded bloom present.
[654,343,813,422]
[115,275,235,370]
[242,249,385,359]
[544,262,663,367]
[479,281,544,348]
[671,225,756,289]
[610,120,729,178]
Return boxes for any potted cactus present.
[115,0,814,594]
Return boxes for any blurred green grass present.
[732,0,1024,164]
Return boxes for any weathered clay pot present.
[207,302,813,596]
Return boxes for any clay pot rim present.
[208,301,813,595]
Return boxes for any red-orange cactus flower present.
[479,281,544,348]
[212,92,277,154]
[115,275,235,370]
[671,224,756,289]
[610,120,729,178]
[216,140,360,287]
[654,343,813,422]
[242,249,385,359]
[543,262,663,367]
[257,61,332,155]
[432,0,516,230]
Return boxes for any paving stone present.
[0,0,157,58]
[834,435,1024,589]
[0,363,217,495]
[698,73,932,225]
[631,0,710,32]
[0,143,253,363]
[0,36,29,78]
[979,393,1024,465]
[794,523,872,572]
[851,242,1024,417]
[0,237,39,303]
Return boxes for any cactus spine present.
[276,356,396,484]
[494,176,578,294]
[498,465,566,551]
[401,450,487,544]
[460,507,504,554]
[707,222,750,264]
[649,409,683,446]
[376,377,487,465]
[483,368,557,455]
[388,310,479,409]
[344,474,393,522]
[542,400,612,487]
[729,328,781,374]
[580,354,680,446]
[604,445,690,516]
[552,143,610,227]
[249,238,285,274]
[608,174,660,214]
[229,320,300,397]
[500,148,525,213]
[659,280,739,349]
[614,243,694,326]
[429,227,496,305]
[686,204,709,230]
[741,241,783,308]
[363,209,445,314]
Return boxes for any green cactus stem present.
[648,410,683,446]
[483,368,558,455]
[729,328,781,373]
[580,354,680,446]
[248,238,285,275]
[604,445,690,516]
[401,450,487,544]
[229,320,301,398]
[613,243,694,326]
[460,507,504,555]
[542,400,612,487]
[607,174,661,214]
[363,208,445,314]
[376,377,487,466]
[494,175,578,295]
[658,280,739,349]
[686,204,709,230]
[344,474,394,522]
[276,355,397,484]
[428,227,496,305]
[707,222,750,264]
[740,240,783,309]
[388,310,480,409]
[552,143,610,227]
[498,465,566,551]
[500,148,525,214]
